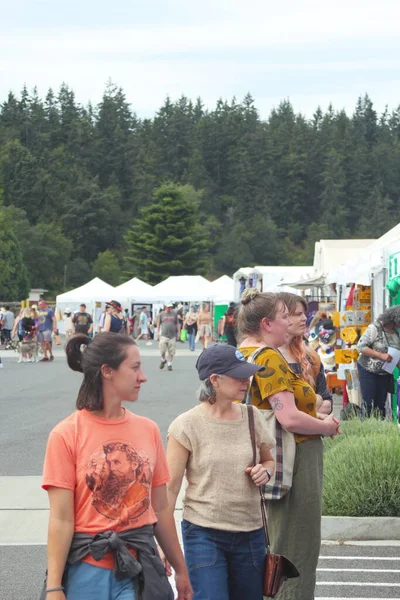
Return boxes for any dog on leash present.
[18,339,39,363]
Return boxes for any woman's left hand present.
[245,464,270,487]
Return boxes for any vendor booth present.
[113,278,157,337]
[322,226,400,422]
[284,239,375,299]
[149,275,215,303]
[250,266,313,293]
[113,277,154,309]
[147,275,218,342]
[387,248,400,423]
[56,277,116,333]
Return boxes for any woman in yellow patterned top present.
[238,289,340,600]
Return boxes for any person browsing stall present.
[357,305,400,418]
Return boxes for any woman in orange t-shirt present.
[41,332,192,600]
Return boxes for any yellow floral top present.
[240,346,319,444]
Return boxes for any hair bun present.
[66,333,91,373]
[241,288,259,305]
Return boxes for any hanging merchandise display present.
[334,285,372,406]
[387,252,400,422]
[308,304,337,372]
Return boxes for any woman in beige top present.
[196,303,212,349]
[165,344,275,600]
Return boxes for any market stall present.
[250,265,313,293]
[113,277,154,309]
[148,275,215,303]
[56,277,116,333]
[284,239,375,299]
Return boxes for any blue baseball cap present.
[196,344,264,380]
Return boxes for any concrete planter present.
[321,516,400,541]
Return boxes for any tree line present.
[1,82,400,297]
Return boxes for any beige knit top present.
[168,404,275,532]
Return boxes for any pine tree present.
[92,250,121,286]
[19,223,73,293]
[320,148,348,236]
[0,201,30,300]
[124,183,209,284]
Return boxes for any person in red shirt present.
[41,332,192,600]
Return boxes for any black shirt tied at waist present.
[40,524,174,600]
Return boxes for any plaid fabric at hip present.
[245,346,296,500]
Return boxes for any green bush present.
[322,418,400,517]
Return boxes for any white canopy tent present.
[251,266,313,293]
[210,275,234,305]
[148,276,215,302]
[56,278,116,333]
[56,277,115,304]
[113,277,154,305]
[327,225,400,286]
[282,239,375,292]
[326,225,400,316]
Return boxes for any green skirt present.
[266,437,323,600]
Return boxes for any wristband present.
[46,587,64,593]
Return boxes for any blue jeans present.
[65,561,136,600]
[2,329,11,341]
[357,362,391,418]
[182,520,265,600]
[187,331,196,351]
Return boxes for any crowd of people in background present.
[1,298,239,356]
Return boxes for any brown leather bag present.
[247,406,299,598]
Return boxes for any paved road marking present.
[320,555,400,560]
[318,567,400,573]
[317,581,400,587]
[0,542,46,546]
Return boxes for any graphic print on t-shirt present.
[73,313,93,333]
[85,440,151,527]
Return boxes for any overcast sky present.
[1,0,400,119]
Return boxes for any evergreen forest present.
[1,82,400,298]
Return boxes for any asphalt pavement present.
[0,342,397,600]
[0,342,199,476]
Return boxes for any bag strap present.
[247,405,271,551]
[243,345,293,404]
[243,345,273,404]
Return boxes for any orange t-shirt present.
[42,408,170,569]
